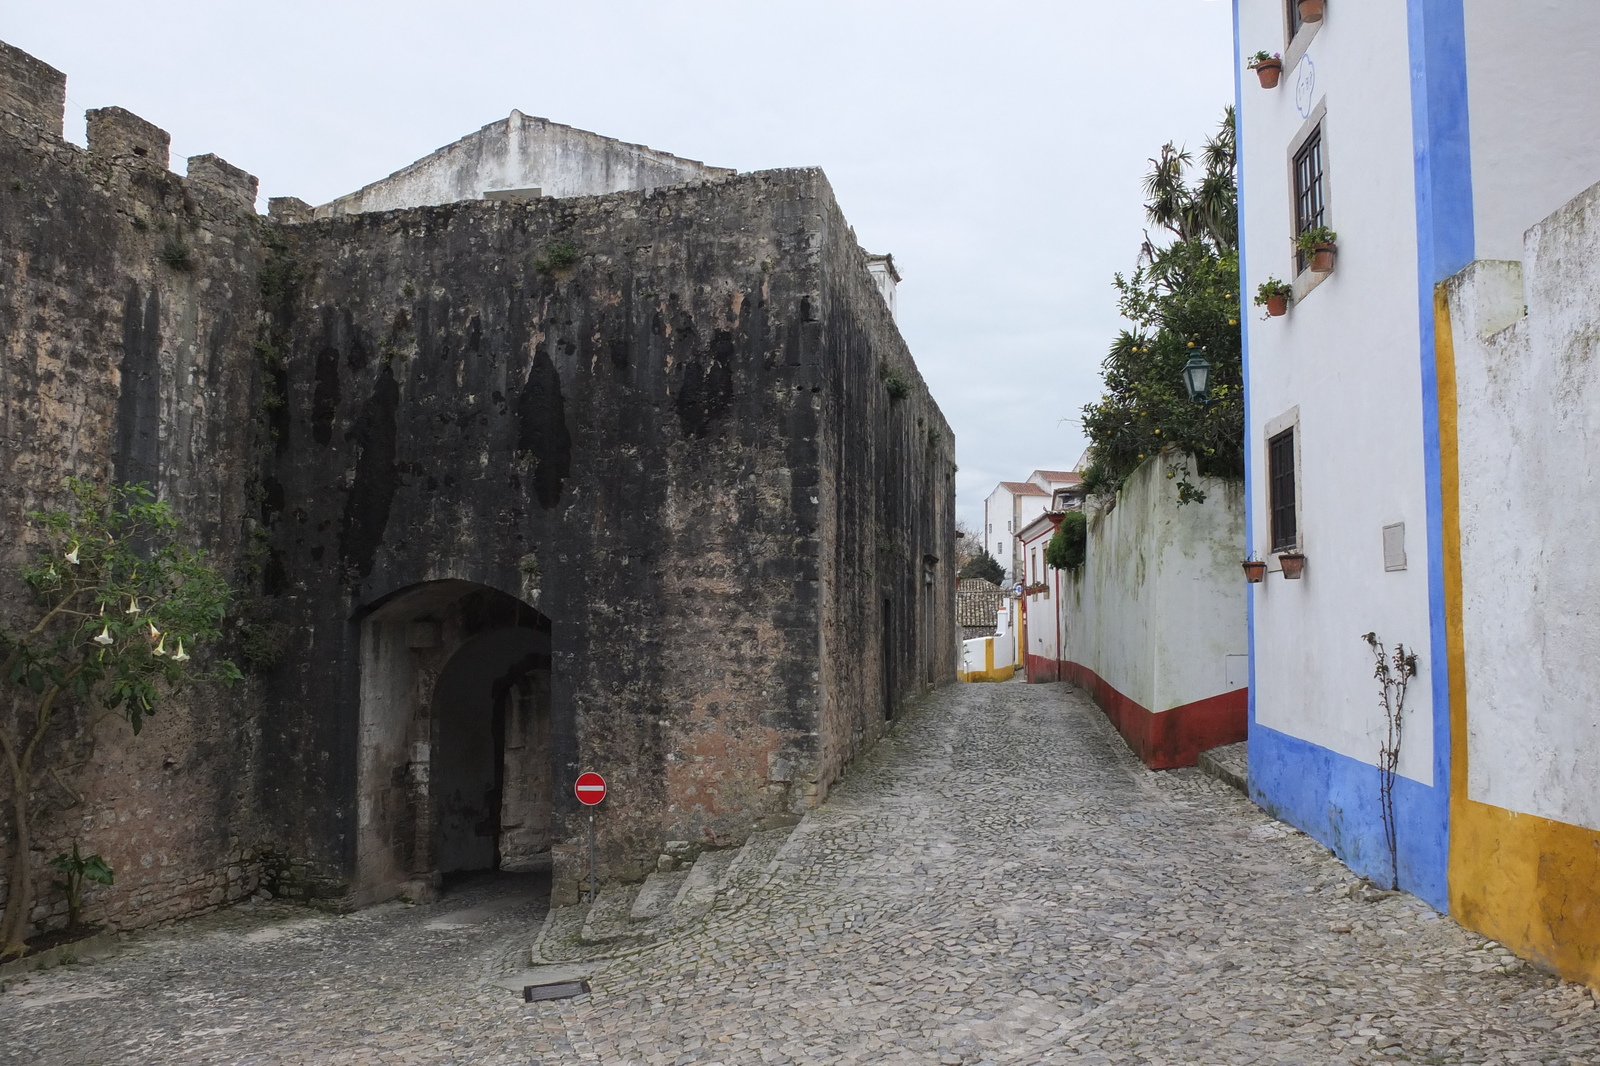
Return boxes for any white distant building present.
[864,253,900,321]
[982,469,1081,580]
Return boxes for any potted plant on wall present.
[1296,226,1338,273]
[1248,51,1283,89]
[1278,550,1306,579]
[1298,0,1325,23]
[1254,278,1292,317]
[1242,554,1267,583]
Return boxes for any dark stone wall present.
[0,75,268,931]
[261,169,952,893]
[812,193,957,801]
[0,37,955,921]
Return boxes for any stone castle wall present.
[0,40,270,934]
[0,37,954,930]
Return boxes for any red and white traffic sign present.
[574,772,607,806]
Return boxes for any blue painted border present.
[1408,0,1474,815]
[1251,723,1450,908]
[1232,1,1261,796]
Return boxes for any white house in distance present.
[982,470,1082,581]
[1237,0,1600,985]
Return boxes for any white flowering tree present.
[0,480,239,957]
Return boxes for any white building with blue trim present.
[1236,0,1600,983]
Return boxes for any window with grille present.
[1269,428,1298,552]
[1293,127,1326,273]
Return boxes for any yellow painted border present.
[958,637,1015,683]
[1438,284,1600,987]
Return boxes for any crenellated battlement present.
[86,106,169,168]
[2,40,258,214]
[268,196,312,223]
[187,152,258,211]
[0,38,66,138]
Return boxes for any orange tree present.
[0,480,239,956]
[1080,109,1243,503]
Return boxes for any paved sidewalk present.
[4,680,1599,1064]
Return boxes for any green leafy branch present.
[1,479,239,957]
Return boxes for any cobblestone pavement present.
[5,680,1600,1065]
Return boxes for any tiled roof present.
[998,481,1049,496]
[956,586,1005,628]
[1033,470,1083,483]
[957,577,1002,593]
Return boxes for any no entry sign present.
[575,771,607,806]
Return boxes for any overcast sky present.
[7,1,1235,533]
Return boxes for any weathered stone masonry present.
[0,37,953,932]
[0,42,268,932]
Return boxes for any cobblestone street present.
[5,680,1599,1065]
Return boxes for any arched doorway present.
[354,580,553,905]
[432,628,551,877]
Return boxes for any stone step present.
[664,847,740,927]
[1197,741,1248,794]
[629,869,689,924]
[579,881,641,943]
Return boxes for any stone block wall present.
[0,36,954,927]
[258,168,954,901]
[0,49,269,936]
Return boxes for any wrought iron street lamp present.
[1181,353,1213,403]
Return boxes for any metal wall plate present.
[524,980,590,1002]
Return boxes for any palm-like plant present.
[1141,108,1237,256]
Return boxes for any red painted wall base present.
[1041,658,1247,770]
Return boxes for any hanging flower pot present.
[1296,226,1338,275]
[1278,552,1306,579]
[1242,559,1267,583]
[1249,52,1283,89]
[1298,0,1325,23]
[1254,278,1292,317]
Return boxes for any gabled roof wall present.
[316,109,735,217]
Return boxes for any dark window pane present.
[1269,428,1298,552]
[1293,128,1324,271]
[1289,0,1304,37]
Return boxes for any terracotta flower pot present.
[1278,552,1306,579]
[1298,0,1325,23]
[1254,60,1282,89]
[1242,560,1267,583]
[1266,293,1288,317]
[1309,242,1336,273]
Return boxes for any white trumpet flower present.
[152,635,167,657]
[125,598,142,615]
[93,625,114,646]
[171,640,190,662]
[65,546,80,565]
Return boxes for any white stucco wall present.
[1056,456,1246,711]
[1447,180,1600,832]
[1019,518,1058,664]
[995,603,1016,668]
[983,484,1051,581]
[1239,0,1435,784]
[316,110,734,217]
[1464,2,1600,262]
[982,485,1013,569]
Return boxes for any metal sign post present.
[574,771,607,906]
